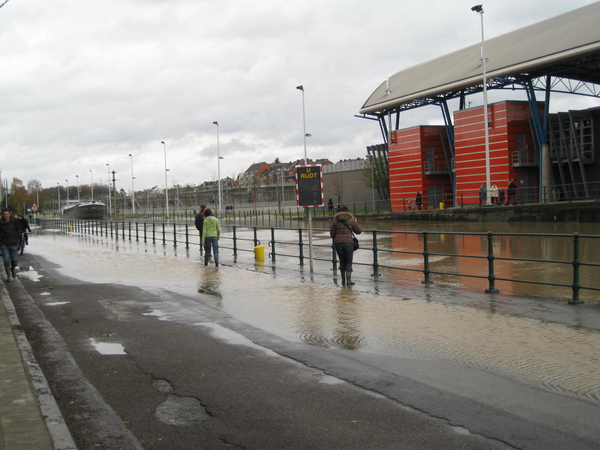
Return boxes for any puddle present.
[17,267,43,282]
[199,322,279,357]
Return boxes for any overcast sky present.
[0,0,597,193]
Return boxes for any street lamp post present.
[75,175,80,202]
[56,182,60,214]
[280,168,285,210]
[213,122,223,215]
[65,179,69,202]
[129,154,135,215]
[296,85,314,273]
[89,170,94,201]
[371,155,376,210]
[161,141,169,217]
[472,4,491,205]
[106,164,112,215]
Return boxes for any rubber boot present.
[4,266,11,282]
[11,263,16,279]
[347,273,355,286]
[340,271,346,285]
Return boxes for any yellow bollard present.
[439,202,445,210]
[68,225,73,232]
[254,245,265,262]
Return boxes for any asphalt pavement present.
[2,249,600,449]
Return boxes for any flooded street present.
[22,224,600,406]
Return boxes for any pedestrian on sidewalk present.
[17,214,31,245]
[479,183,487,206]
[507,179,518,205]
[0,208,23,281]
[202,208,221,267]
[330,206,361,286]
[490,183,499,205]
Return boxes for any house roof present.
[360,3,600,115]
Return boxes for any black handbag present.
[342,220,359,251]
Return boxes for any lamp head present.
[161,141,165,144]
[296,85,304,91]
[471,4,483,13]
[213,121,218,126]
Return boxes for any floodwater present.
[231,216,600,303]
[20,223,600,405]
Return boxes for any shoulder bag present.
[342,220,359,251]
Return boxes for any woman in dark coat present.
[329,206,361,285]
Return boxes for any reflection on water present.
[28,228,600,404]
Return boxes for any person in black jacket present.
[0,209,23,281]
[17,214,31,245]
[329,206,361,286]
[195,205,207,254]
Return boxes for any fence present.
[42,218,600,305]
[393,180,600,211]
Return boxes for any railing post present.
[122,221,125,240]
[372,229,381,277]
[270,227,276,262]
[570,232,584,304]
[173,223,177,247]
[422,231,433,285]
[128,222,132,241]
[152,222,156,244]
[185,224,190,249]
[144,222,147,243]
[485,231,499,294]
[298,228,304,266]
[232,226,238,256]
[162,223,166,246]
[135,222,139,242]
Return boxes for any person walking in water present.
[0,209,23,282]
[330,206,361,286]
[201,208,221,267]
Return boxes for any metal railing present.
[43,219,599,305]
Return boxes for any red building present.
[454,100,541,205]
[389,100,541,210]
[389,125,451,211]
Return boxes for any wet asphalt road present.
[7,250,600,450]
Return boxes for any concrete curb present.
[1,282,77,450]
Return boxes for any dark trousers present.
[1,244,18,267]
[204,236,219,265]
[335,242,355,273]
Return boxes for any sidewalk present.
[0,280,75,450]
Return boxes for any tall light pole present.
[56,182,60,214]
[129,154,135,215]
[472,4,491,205]
[65,179,69,202]
[213,121,223,215]
[106,164,112,215]
[90,170,94,201]
[161,141,169,217]
[296,85,314,273]
[75,175,80,202]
